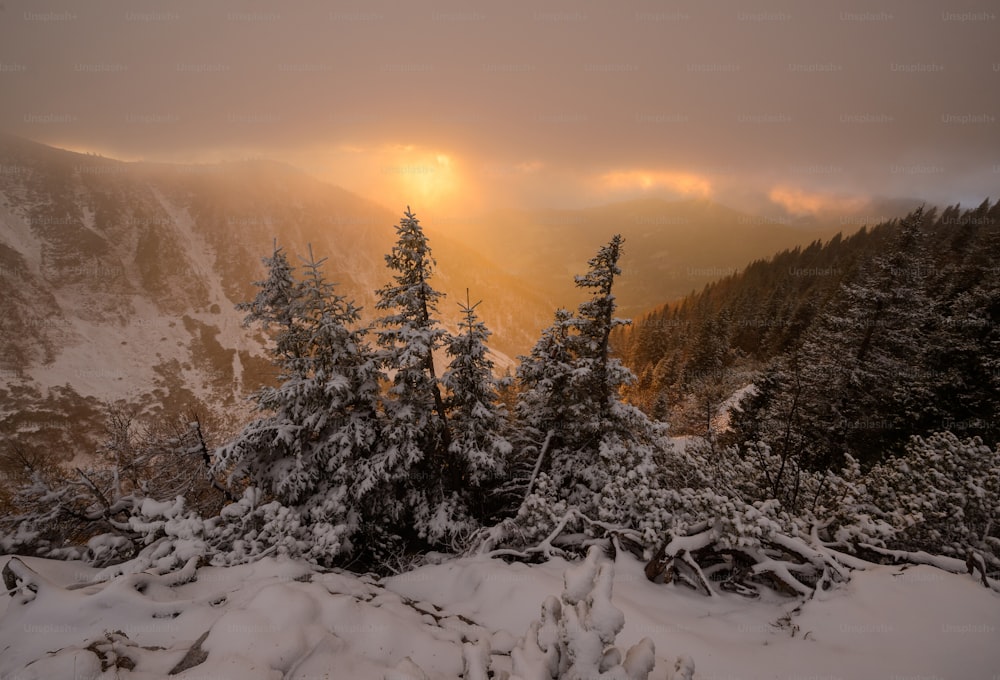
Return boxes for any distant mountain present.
[0,135,551,461]
[460,197,919,320]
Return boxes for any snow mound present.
[0,555,482,679]
[3,550,999,679]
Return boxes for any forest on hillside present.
[621,201,1000,466]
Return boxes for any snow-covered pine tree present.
[513,307,577,492]
[367,208,467,550]
[514,236,666,539]
[234,242,309,367]
[213,244,379,565]
[819,206,936,464]
[442,291,512,521]
[294,246,383,552]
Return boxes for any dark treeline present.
[619,200,1000,467]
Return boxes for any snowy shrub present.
[868,432,1000,566]
[508,545,661,680]
[0,411,230,567]
[512,473,576,547]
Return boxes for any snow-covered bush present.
[496,431,885,597]
[0,409,230,565]
[867,432,1000,567]
[507,545,661,680]
[680,437,896,552]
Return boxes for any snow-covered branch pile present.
[0,415,231,567]
[493,429,1000,598]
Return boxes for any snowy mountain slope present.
[0,135,548,458]
[1,551,997,679]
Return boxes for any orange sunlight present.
[768,185,869,217]
[312,144,473,218]
[360,144,468,214]
[597,169,713,199]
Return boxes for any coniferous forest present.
[3,202,999,597]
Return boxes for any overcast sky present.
[1,0,997,217]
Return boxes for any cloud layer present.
[1,0,997,213]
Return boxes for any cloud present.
[767,185,869,217]
[597,170,713,199]
[1,0,993,212]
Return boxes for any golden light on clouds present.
[2,1,993,212]
[768,185,869,217]
[313,143,473,216]
[597,170,713,199]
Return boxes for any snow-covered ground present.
[712,384,757,434]
[1,550,997,679]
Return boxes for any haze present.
[1,0,997,221]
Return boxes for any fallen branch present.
[521,429,554,504]
[3,557,44,602]
[487,509,581,561]
[967,550,989,588]
[860,543,1000,592]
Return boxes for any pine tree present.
[733,207,940,483]
[513,307,578,501]
[572,234,628,425]
[442,291,512,520]
[213,244,379,564]
[294,246,382,504]
[515,236,666,529]
[235,243,308,368]
[368,208,463,548]
[806,207,935,465]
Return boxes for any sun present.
[309,144,476,219]
[383,149,463,214]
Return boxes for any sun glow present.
[597,169,713,199]
[768,185,869,216]
[379,147,464,214]
[303,143,473,217]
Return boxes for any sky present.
[1,0,998,218]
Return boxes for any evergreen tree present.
[442,291,512,520]
[214,245,379,564]
[514,307,577,462]
[368,208,464,548]
[235,243,308,368]
[516,236,666,529]
[573,235,626,413]
[732,207,944,484]
[801,207,935,465]
[924,200,1000,440]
